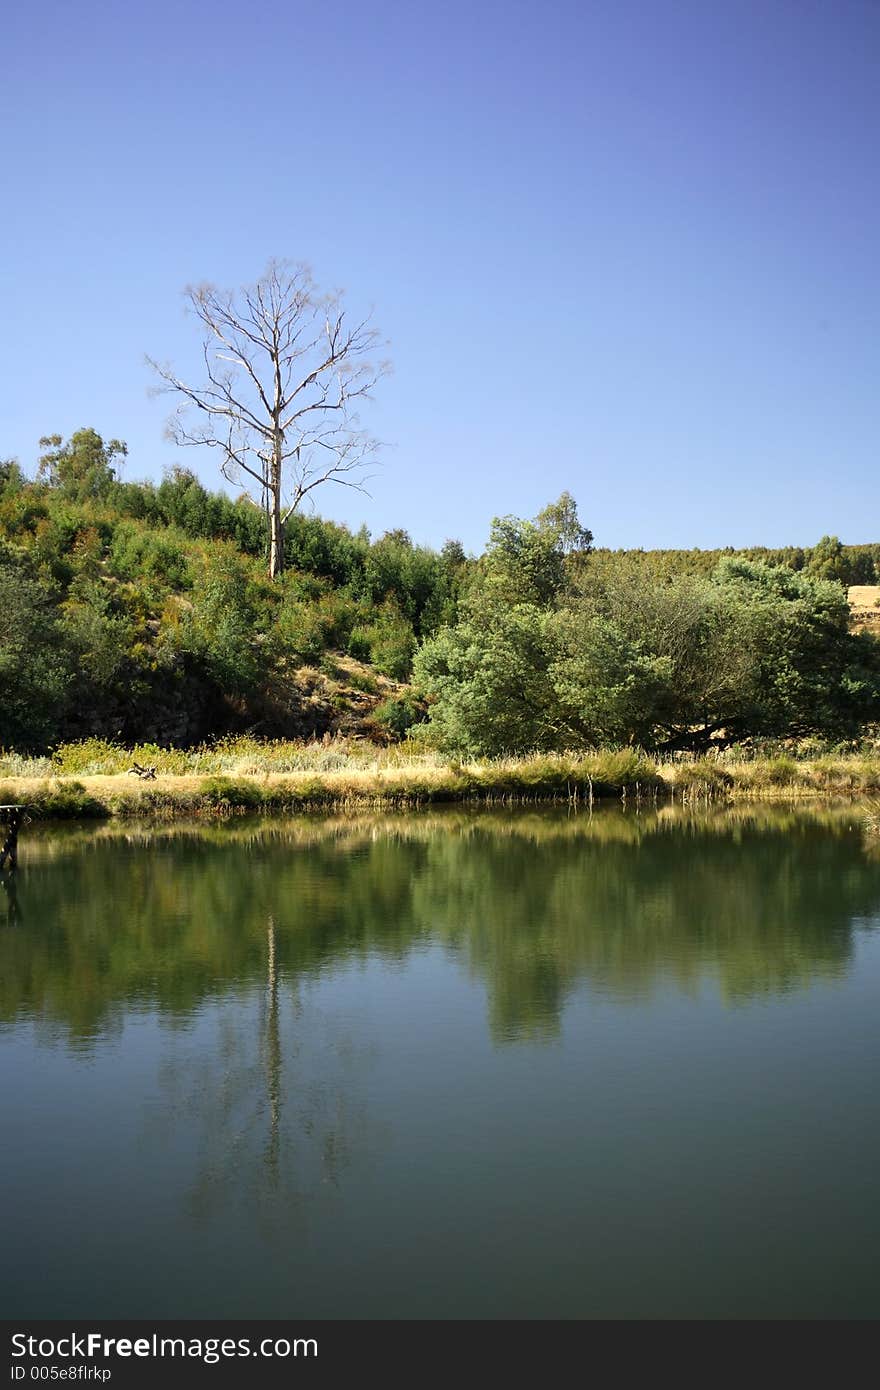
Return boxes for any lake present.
[1,805,879,1319]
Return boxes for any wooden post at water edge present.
[0,805,25,871]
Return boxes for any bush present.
[200,777,265,811]
[373,694,423,738]
[1,779,110,819]
[52,739,129,775]
[108,521,191,589]
[753,756,799,787]
[370,613,416,680]
[276,590,360,662]
[347,627,372,661]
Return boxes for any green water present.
[1,806,879,1319]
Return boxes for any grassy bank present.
[0,749,660,820]
[4,738,880,820]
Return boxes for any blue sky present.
[2,0,878,553]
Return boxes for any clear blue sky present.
[2,0,878,553]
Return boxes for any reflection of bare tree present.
[263,916,281,1184]
[8,803,880,1052]
[0,871,20,926]
[143,915,378,1240]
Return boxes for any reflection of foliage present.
[414,819,863,1036]
[0,828,424,1042]
[145,921,370,1236]
[1,808,878,1047]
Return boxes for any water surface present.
[1,805,879,1319]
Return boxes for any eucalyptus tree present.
[37,428,127,500]
[149,260,387,579]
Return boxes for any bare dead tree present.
[148,260,387,578]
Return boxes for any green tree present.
[535,491,593,554]
[37,429,127,500]
[482,493,591,606]
[0,551,71,748]
[547,609,671,747]
[805,535,857,586]
[565,560,761,747]
[711,558,879,738]
[0,459,26,497]
[415,525,880,754]
[180,552,268,698]
[414,603,557,753]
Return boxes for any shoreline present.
[4,751,880,820]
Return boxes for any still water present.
[1,805,879,1319]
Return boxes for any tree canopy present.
[413,502,880,755]
[1,438,878,754]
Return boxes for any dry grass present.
[5,740,880,821]
[848,585,880,631]
[0,734,436,780]
[848,585,880,612]
[0,749,661,819]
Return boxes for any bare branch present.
[148,260,388,577]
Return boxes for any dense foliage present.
[1,427,878,753]
[0,430,464,748]
[414,506,880,754]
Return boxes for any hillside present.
[847,585,880,632]
[0,433,456,749]
[2,430,879,753]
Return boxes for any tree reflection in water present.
[4,805,880,1320]
[142,913,373,1235]
[2,805,878,1046]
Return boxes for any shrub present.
[200,777,265,811]
[346,668,379,694]
[373,694,423,739]
[3,780,110,819]
[51,739,129,776]
[364,606,417,680]
[347,627,372,661]
[762,756,799,786]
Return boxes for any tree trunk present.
[268,492,284,579]
[268,437,284,579]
